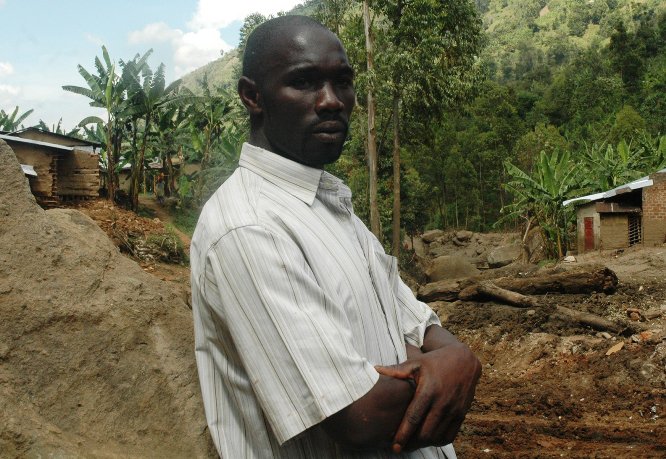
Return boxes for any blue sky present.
[0,0,303,130]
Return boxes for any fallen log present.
[418,265,618,302]
[552,305,624,334]
[492,266,618,295]
[475,281,539,308]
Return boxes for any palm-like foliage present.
[63,46,129,201]
[502,149,585,258]
[0,106,34,131]
[121,54,182,210]
[580,135,666,192]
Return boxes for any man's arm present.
[320,375,414,450]
[376,325,482,453]
[320,327,480,452]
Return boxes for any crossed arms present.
[321,324,482,453]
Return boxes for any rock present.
[644,308,663,320]
[487,243,522,268]
[563,255,577,263]
[428,241,448,258]
[426,255,480,282]
[422,229,445,243]
[0,140,215,457]
[455,230,474,242]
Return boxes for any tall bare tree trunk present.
[363,0,381,239]
[106,121,116,202]
[391,91,401,257]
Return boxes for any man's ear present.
[238,76,262,116]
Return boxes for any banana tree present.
[121,55,182,210]
[63,46,129,201]
[0,106,34,131]
[502,149,585,258]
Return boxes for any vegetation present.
[4,0,665,258]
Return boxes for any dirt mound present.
[0,140,215,457]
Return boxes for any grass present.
[171,207,200,238]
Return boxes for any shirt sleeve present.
[363,226,441,348]
[200,224,379,445]
[395,274,441,348]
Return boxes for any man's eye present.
[290,77,313,89]
[336,77,353,88]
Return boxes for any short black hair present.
[242,15,331,84]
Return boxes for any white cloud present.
[0,61,14,77]
[188,0,302,30]
[0,0,6,7]
[85,33,105,47]
[126,0,301,79]
[173,28,232,77]
[0,83,20,96]
[128,22,181,45]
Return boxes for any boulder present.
[455,230,474,242]
[422,229,446,244]
[0,141,215,457]
[487,242,522,268]
[426,255,480,282]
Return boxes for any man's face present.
[256,26,355,168]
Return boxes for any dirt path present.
[138,194,191,252]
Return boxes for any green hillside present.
[179,2,317,92]
[180,50,239,93]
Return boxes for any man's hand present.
[375,326,481,453]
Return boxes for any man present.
[190,15,481,458]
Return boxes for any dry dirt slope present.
[0,140,216,456]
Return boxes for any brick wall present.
[643,171,666,246]
[600,214,628,250]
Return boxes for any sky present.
[0,0,303,130]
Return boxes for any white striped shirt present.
[191,143,455,459]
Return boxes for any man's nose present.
[316,81,344,112]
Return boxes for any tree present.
[502,149,584,258]
[374,0,483,255]
[363,0,381,239]
[122,57,182,210]
[0,106,33,131]
[63,46,131,202]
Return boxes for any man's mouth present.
[312,121,347,142]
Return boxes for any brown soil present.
[435,245,666,458]
[1,138,664,457]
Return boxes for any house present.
[564,169,666,253]
[0,128,101,208]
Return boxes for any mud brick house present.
[0,128,101,208]
[564,169,666,253]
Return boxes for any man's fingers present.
[391,386,432,453]
[374,361,419,380]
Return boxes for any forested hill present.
[178,0,665,253]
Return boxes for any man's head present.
[238,15,355,168]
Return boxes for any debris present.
[644,308,663,320]
[626,308,643,321]
[554,306,624,334]
[473,281,539,308]
[605,342,624,356]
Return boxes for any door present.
[584,217,594,251]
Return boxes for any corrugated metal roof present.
[21,164,37,177]
[0,133,74,151]
[563,173,656,206]
[9,127,102,148]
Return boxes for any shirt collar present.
[238,143,324,206]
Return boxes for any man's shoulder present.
[195,168,261,239]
